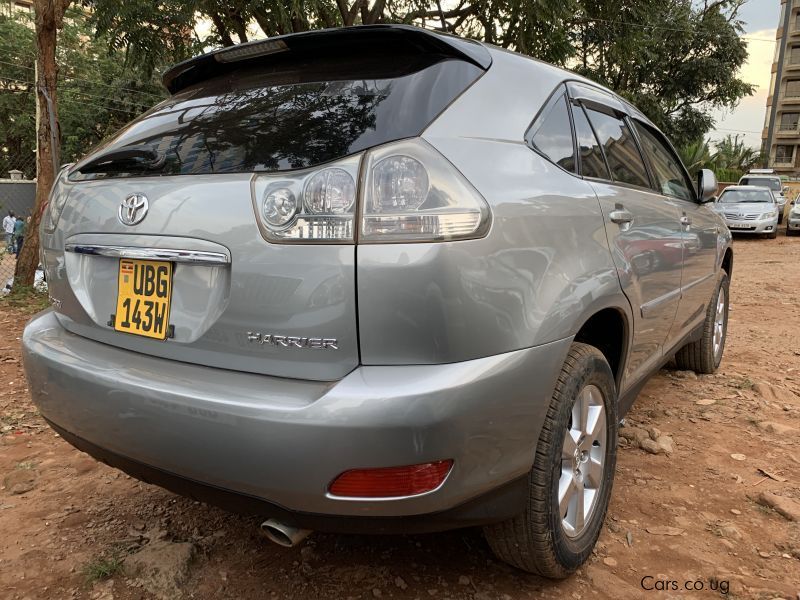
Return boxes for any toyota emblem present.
[119,193,148,226]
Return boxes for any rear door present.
[42,43,486,381]
[631,120,719,341]
[568,87,683,384]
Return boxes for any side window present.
[633,121,694,202]
[571,104,610,180]
[585,108,650,188]
[527,92,576,173]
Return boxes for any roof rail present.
[162,24,492,95]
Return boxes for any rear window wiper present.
[76,147,167,175]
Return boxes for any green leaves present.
[0,7,168,171]
[677,134,762,182]
[569,0,753,146]
[3,0,753,171]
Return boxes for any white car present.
[738,173,786,223]
[788,194,800,236]
[714,186,780,238]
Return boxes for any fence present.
[0,175,37,293]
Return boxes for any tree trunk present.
[13,0,70,292]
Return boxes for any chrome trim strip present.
[681,272,714,294]
[64,243,229,265]
[640,272,716,319]
[640,287,681,318]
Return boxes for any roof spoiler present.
[162,24,492,95]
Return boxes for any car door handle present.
[680,215,692,226]
[609,209,633,224]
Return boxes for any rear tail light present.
[43,164,74,232]
[251,154,360,242]
[328,459,453,498]
[251,138,490,244]
[361,139,490,242]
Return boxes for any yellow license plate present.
[114,259,173,340]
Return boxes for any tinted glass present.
[72,56,482,180]
[739,177,781,191]
[719,189,774,203]
[529,94,575,172]
[780,112,799,130]
[775,145,794,163]
[585,109,650,188]
[633,122,693,201]
[572,104,610,179]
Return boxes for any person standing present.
[12,215,24,256]
[2,211,15,252]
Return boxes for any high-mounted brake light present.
[214,39,288,63]
[328,460,454,498]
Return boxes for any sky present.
[708,0,780,149]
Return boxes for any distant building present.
[762,0,800,176]
[1,0,32,15]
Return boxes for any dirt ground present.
[1,235,799,600]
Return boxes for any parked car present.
[713,186,780,238]
[789,194,800,236]
[22,25,732,579]
[738,171,786,223]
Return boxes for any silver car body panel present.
[788,205,800,231]
[416,50,628,366]
[24,36,731,527]
[24,309,568,516]
[42,175,359,381]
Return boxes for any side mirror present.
[697,168,718,203]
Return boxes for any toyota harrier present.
[22,25,732,578]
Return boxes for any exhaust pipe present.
[260,518,312,547]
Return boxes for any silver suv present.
[22,25,732,578]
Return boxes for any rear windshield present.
[719,189,774,203]
[70,54,483,180]
[739,177,781,191]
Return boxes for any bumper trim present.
[49,419,528,534]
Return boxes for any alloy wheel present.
[713,285,727,361]
[559,384,607,538]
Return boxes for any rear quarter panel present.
[357,49,630,365]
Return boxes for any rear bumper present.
[23,310,569,531]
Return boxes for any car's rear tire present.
[483,343,617,578]
[674,272,729,374]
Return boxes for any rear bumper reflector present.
[328,460,454,498]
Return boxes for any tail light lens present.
[328,460,453,498]
[361,138,490,242]
[251,153,361,242]
[250,138,490,244]
[43,164,74,232]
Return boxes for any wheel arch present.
[572,304,631,391]
[721,246,733,278]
